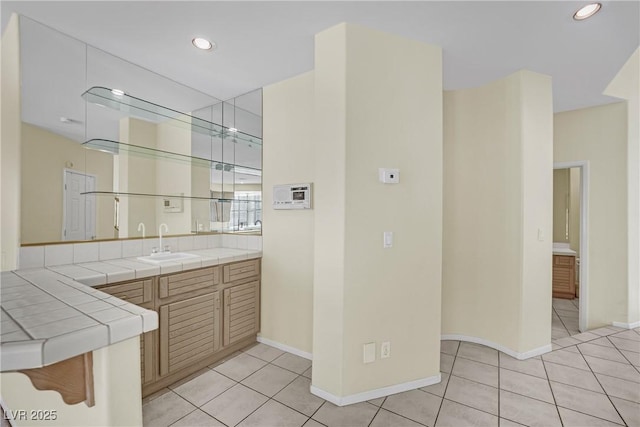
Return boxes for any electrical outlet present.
[381,341,391,359]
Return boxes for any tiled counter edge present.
[1,245,261,371]
[0,270,158,371]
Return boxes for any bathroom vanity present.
[552,244,577,299]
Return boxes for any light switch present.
[363,342,376,364]
[537,228,544,242]
[384,231,393,248]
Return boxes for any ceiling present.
[2,1,639,113]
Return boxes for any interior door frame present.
[62,168,97,241]
[554,161,590,332]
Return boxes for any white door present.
[64,170,96,241]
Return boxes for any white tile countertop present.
[1,246,261,371]
[0,270,158,371]
[552,242,577,256]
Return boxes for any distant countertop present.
[552,243,577,257]
[1,247,261,371]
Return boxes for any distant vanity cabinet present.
[96,258,261,397]
[552,255,576,299]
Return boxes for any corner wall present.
[1,14,21,270]
[554,102,628,328]
[261,71,315,354]
[442,71,553,355]
[604,48,640,327]
[312,23,442,400]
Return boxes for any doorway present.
[63,169,96,241]
[552,161,589,336]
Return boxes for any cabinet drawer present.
[159,267,219,299]
[98,279,153,305]
[223,259,260,283]
[554,255,575,266]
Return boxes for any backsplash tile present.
[222,234,238,248]
[73,242,99,264]
[122,240,143,258]
[193,235,208,250]
[178,236,194,251]
[248,236,262,251]
[44,244,73,266]
[236,235,249,250]
[20,246,44,269]
[99,241,122,260]
[208,234,222,248]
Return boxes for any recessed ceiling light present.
[192,37,214,50]
[111,88,125,97]
[573,3,602,20]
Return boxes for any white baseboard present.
[310,374,441,407]
[257,335,313,360]
[441,334,551,360]
[612,321,640,329]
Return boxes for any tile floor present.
[143,327,640,427]
[552,297,580,339]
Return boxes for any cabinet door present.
[223,281,260,347]
[159,292,221,376]
[552,256,576,298]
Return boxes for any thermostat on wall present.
[273,183,312,210]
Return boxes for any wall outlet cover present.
[363,342,376,364]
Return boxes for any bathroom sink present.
[137,252,200,264]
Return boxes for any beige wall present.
[519,71,554,352]
[604,48,640,326]
[119,118,157,238]
[1,14,21,270]
[442,71,553,354]
[553,169,570,243]
[0,337,142,427]
[313,23,443,398]
[155,120,192,236]
[21,123,114,244]
[261,71,315,354]
[554,102,628,327]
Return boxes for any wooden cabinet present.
[223,280,260,347]
[96,279,156,385]
[552,255,576,299]
[98,258,261,397]
[159,292,221,376]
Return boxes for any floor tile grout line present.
[575,345,629,426]
[497,347,500,423]
[375,404,431,427]
[433,351,458,426]
[552,306,573,337]
[540,356,565,426]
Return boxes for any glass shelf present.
[80,191,263,204]
[82,86,262,147]
[82,139,261,175]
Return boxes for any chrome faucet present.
[137,222,146,238]
[159,223,169,253]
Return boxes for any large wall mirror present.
[19,16,262,245]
